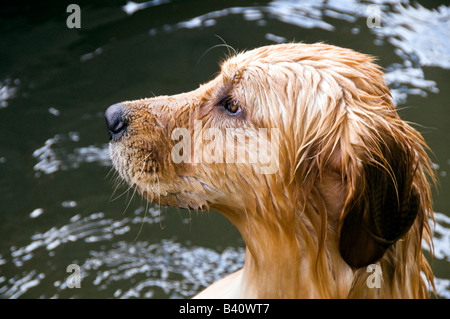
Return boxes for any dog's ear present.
[338,134,421,268]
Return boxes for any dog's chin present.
[136,183,210,210]
[110,154,210,211]
[139,187,178,208]
[112,163,211,211]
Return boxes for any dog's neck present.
[239,224,308,298]
[217,174,353,298]
[234,212,351,298]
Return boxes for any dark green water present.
[0,0,449,298]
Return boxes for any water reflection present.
[2,205,244,299]
[0,0,449,299]
[0,78,19,109]
[33,133,110,177]
[370,3,450,69]
[81,240,244,298]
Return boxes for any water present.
[0,0,449,298]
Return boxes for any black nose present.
[105,103,128,140]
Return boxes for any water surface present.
[0,0,449,298]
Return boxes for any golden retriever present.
[105,43,435,298]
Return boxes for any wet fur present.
[108,43,435,298]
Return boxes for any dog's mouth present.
[109,141,158,192]
[109,138,213,210]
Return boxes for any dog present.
[105,43,435,298]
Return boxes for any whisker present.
[121,182,137,216]
[109,152,153,203]
[197,37,237,65]
[121,155,149,216]
[215,34,237,56]
[108,172,128,203]
[134,185,150,242]
[109,179,132,202]
[136,152,152,167]
[104,165,116,179]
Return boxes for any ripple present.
[0,271,45,299]
[10,212,125,267]
[1,204,244,298]
[266,0,335,31]
[172,3,335,32]
[2,208,448,298]
[80,48,103,62]
[372,3,450,69]
[122,0,170,16]
[9,206,163,268]
[29,208,44,219]
[0,78,19,109]
[435,278,450,299]
[79,240,245,298]
[426,212,450,262]
[384,61,439,105]
[32,133,110,176]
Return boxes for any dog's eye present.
[222,96,241,115]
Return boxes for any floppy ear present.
[338,134,421,268]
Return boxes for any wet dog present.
[106,43,435,298]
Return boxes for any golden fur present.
[107,43,435,298]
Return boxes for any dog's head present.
[106,43,434,270]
